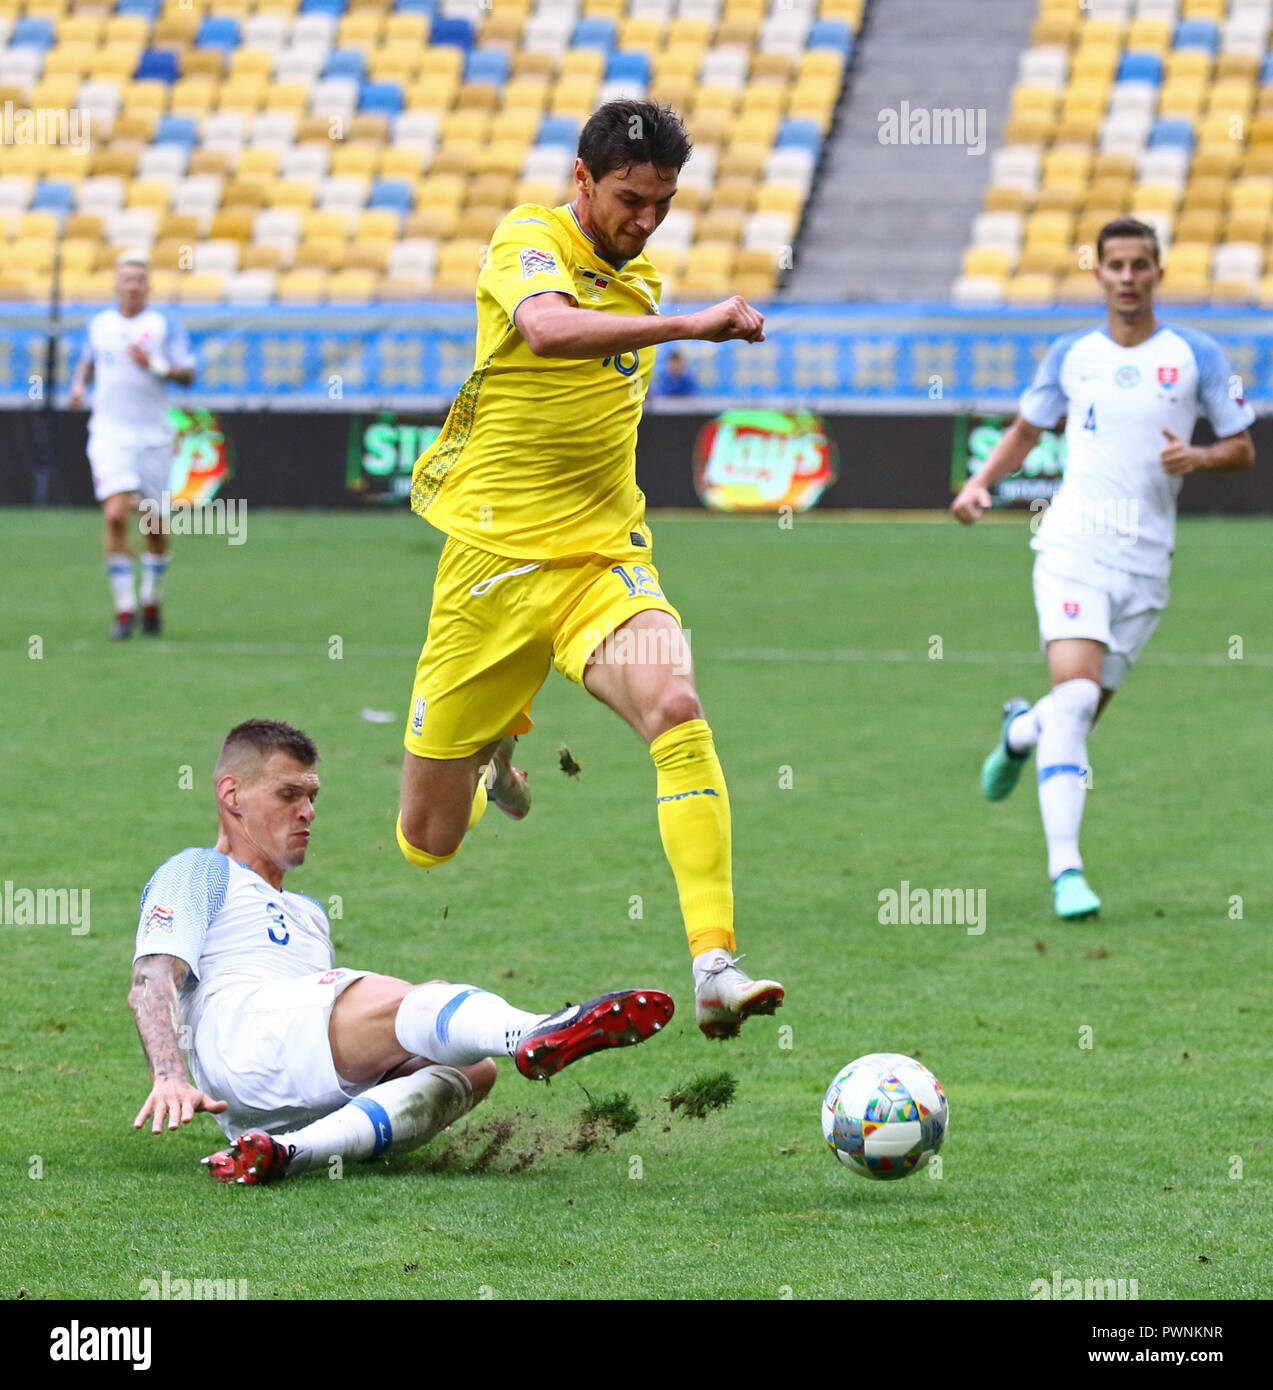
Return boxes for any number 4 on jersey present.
[1083,404,1096,431]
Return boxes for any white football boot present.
[484,735,531,820]
[693,948,785,1040]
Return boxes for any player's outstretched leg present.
[391,980,672,1082]
[202,1062,491,1184]
[981,697,1035,800]
[1037,677,1102,919]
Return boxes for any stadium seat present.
[1174,20,1220,53]
[136,51,180,85]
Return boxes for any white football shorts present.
[190,967,371,1140]
[1032,550,1170,691]
[88,435,173,505]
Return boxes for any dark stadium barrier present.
[3,407,1272,514]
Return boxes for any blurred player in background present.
[397,100,784,1040]
[68,252,197,640]
[952,218,1255,920]
[129,719,672,1185]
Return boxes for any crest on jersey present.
[1157,365,1178,385]
[1064,601,1080,617]
[411,696,427,735]
[1115,366,1141,388]
[519,247,559,280]
[144,904,174,933]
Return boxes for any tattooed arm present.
[128,954,227,1133]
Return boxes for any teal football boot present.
[1053,868,1101,921]
[981,698,1032,801]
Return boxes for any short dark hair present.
[577,100,692,182]
[216,719,319,779]
[1097,217,1160,265]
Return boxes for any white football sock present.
[106,554,136,614]
[1036,678,1100,879]
[278,1064,474,1175]
[394,982,545,1065]
[139,551,170,605]
[1007,694,1052,753]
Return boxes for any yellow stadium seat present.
[1036,183,1083,214]
[741,83,789,119]
[183,51,224,82]
[9,241,55,274]
[480,11,524,45]
[355,209,399,242]
[732,111,780,147]
[298,210,347,241]
[1126,18,1170,54]
[1055,271,1103,303]
[1175,209,1222,242]
[152,15,200,45]
[124,80,169,114]
[619,17,663,54]
[218,78,268,112]
[1054,112,1102,145]
[1165,51,1211,83]
[1024,210,1073,245]
[560,49,605,82]
[455,204,503,240]
[1071,48,1118,83]
[221,182,272,211]
[170,81,217,116]
[330,146,380,178]
[454,82,501,113]
[1011,85,1058,119]
[1131,184,1178,215]
[475,141,528,176]
[984,186,1028,214]
[188,149,231,177]
[1182,177,1229,211]
[149,239,188,272]
[582,0,625,18]
[158,213,200,242]
[751,52,796,83]
[1230,180,1273,214]
[717,143,768,180]
[1003,112,1055,145]
[1256,275,1273,307]
[127,181,172,212]
[384,13,427,45]
[1157,274,1208,303]
[17,210,59,242]
[513,178,566,208]
[1216,54,1259,83]
[697,209,744,244]
[342,239,391,274]
[440,110,491,145]
[1208,79,1254,115]
[510,51,556,82]
[717,17,760,46]
[338,13,383,47]
[753,184,803,217]
[1043,147,1092,184]
[90,148,138,179]
[656,45,704,83]
[1005,273,1055,304]
[420,47,464,83]
[649,77,694,112]
[667,18,711,47]
[1227,209,1270,242]
[1242,146,1273,178]
[1193,142,1242,177]
[266,83,310,114]
[43,45,95,81]
[294,238,345,271]
[380,147,427,180]
[405,206,458,239]
[229,50,273,80]
[1181,0,1225,20]
[1018,243,1072,276]
[88,46,140,83]
[61,14,104,43]
[1166,241,1213,276]
[962,246,1015,278]
[368,51,419,85]
[276,269,329,303]
[237,149,281,181]
[273,180,317,210]
[104,15,149,45]
[1197,113,1240,144]
[327,269,378,301]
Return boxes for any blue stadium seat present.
[301,0,348,14]
[572,18,617,52]
[777,118,822,152]
[368,180,414,214]
[323,50,366,81]
[135,50,180,84]
[31,182,74,216]
[606,51,651,85]
[196,17,241,51]
[395,0,438,14]
[1173,19,1218,51]
[465,49,510,85]
[1261,53,1273,86]
[116,0,162,17]
[429,17,475,50]
[537,115,580,148]
[10,18,56,48]
[1147,117,1196,149]
[806,20,853,55]
[1116,52,1162,84]
[155,115,200,148]
[361,82,404,116]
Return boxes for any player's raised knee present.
[651,686,705,739]
[396,809,465,868]
[465,1058,498,1105]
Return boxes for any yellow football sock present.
[395,780,487,868]
[650,718,735,957]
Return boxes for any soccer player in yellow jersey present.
[396,101,783,1040]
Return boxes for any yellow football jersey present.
[410,202,664,560]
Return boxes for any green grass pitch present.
[2,507,1270,1300]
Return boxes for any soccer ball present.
[821,1052,949,1180]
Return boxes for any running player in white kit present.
[128,719,673,1184]
[951,219,1255,920]
[68,253,197,640]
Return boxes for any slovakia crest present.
[1064,601,1080,618]
[1157,366,1178,385]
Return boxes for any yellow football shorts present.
[404,538,682,760]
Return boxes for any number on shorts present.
[612,564,664,599]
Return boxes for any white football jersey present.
[1019,322,1254,578]
[82,307,197,446]
[134,848,334,1037]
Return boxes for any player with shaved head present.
[128,718,672,1183]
